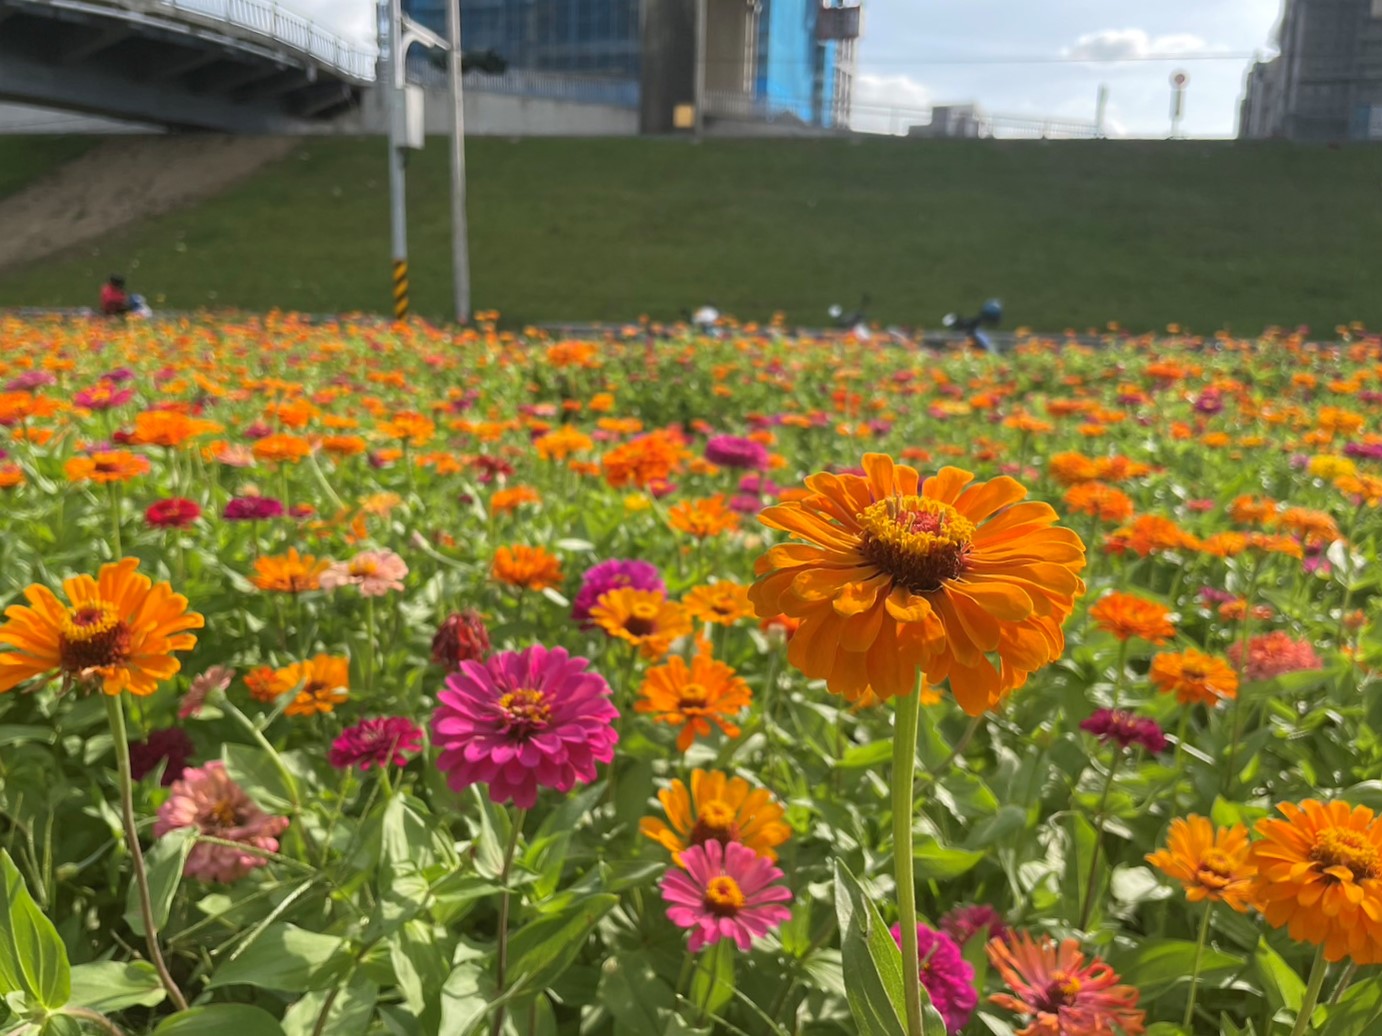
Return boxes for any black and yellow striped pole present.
[392,259,409,320]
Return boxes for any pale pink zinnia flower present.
[320,549,409,597]
[180,665,234,719]
[1227,630,1323,682]
[659,840,792,952]
[154,762,289,883]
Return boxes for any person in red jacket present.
[100,275,132,316]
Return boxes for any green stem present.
[892,679,924,1036]
[490,808,527,1036]
[1078,751,1121,931]
[107,483,123,558]
[1110,638,1129,710]
[1289,946,1328,1036]
[1183,901,1213,1029]
[1225,557,1263,794]
[104,696,189,1012]
[1328,961,1357,1006]
[62,1006,128,1036]
[364,595,377,692]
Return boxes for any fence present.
[410,61,640,108]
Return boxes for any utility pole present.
[693,0,707,139]
[446,0,471,323]
[386,0,409,320]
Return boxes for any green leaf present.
[912,837,985,880]
[690,939,735,1019]
[222,743,295,812]
[1321,972,1382,1036]
[598,954,677,1035]
[1253,938,1306,1017]
[125,827,196,938]
[388,920,449,1017]
[505,894,617,997]
[437,962,493,1036]
[0,727,55,748]
[0,850,70,1010]
[153,1004,287,1036]
[836,741,893,769]
[963,805,1029,848]
[1115,937,1244,1000]
[67,960,165,1012]
[833,860,906,1036]
[281,978,378,1036]
[207,924,349,992]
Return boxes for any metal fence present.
[410,60,640,108]
[150,0,378,80]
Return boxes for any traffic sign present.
[1171,70,1189,88]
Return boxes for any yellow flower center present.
[690,801,742,847]
[498,688,551,737]
[1311,827,1380,882]
[703,875,745,917]
[59,602,132,675]
[858,496,974,594]
[1196,849,1237,889]
[206,798,241,829]
[349,558,379,578]
[1034,971,1083,1011]
[678,682,710,709]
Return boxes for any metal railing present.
[411,60,639,108]
[149,0,378,80]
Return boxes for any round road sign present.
[1171,70,1189,88]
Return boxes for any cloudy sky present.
[299,0,1283,138]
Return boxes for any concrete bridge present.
[0,0,375,131]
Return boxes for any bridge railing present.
[410,61,640,108]
[151,0,378,80]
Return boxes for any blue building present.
[402,0,860,128]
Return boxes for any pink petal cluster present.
[432,644,618,808]
[330,717,424,771]
[321,549,409,596]
[940,903,1009,948]
[660,840,792,952]
[180,664,234,719]
[890,923,978,1034]
[154,762,290,883]
[1228,630,1324,682]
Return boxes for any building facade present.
[1239,0,1382,140]
[402,0,860,129]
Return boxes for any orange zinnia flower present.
[0,465,23,489]
[491,545,563,591]
[244,665,284,703]
[683,582,755,626]
[1063,481,1134,524]
[490,486,541,515]
[250,549,328,593]
[1088,592,1175,644]
[378,411,436,445]
[668,495,740,538]
[130,410,220,448]
[0,558,203,697]
[1105,515,1200,556]
[320,435,367,458]
[640,769,791,862]
[601,429,688,489]
[1146,816,1256,911]
[534,426,593,461]
[635,651,751,751]
[1251,800,1382,964]
[65,451,151,484]
[1336,473,1382,507]
[1150,649,1238,705]
[252,434,312,464]
[749,455,1085,713]
[590,588,691,659]
[276,654,350,717]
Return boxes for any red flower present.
[145,497,202,529]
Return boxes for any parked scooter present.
[942,298,1003,353]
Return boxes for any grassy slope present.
[0,136,1378,333]
[0,137,92,199]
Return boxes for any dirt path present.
[0,135,297,272]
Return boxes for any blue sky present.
[302,0,1283,137]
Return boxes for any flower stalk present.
[892,678,924,1036]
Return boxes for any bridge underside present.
[0,0,364,131]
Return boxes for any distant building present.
[400,0,861,131]
[907,104,988,138]
[1239,0,1382,140]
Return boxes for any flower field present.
[0,312,1378,1036]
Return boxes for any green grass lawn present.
[0,135,1379,333]
[0,136,92,199]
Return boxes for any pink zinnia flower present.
[941,904,1009,948]
[330,717,423,771]
[1079,709,1167,754]
[890,923,977,1034]
[988,931,1146,1036]
[704,435,768,470]
[320,549,409,596]
[1228,630,1323,682]
[181,665,233,719]
[145,497,202,529]
[432,644,618,808]
[660,841,792,952]
[154,762,290,883]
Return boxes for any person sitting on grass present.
[100,274,133,317]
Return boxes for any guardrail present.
[151,0,378,80]
[410,60,639,108]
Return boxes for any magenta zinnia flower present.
[154,762,289,883]
[128,728,194,786]
[1228,630,1323,682]
[330,717,423,771]
[940,903,1009,948]
[1079,709,1167,754]
[890,923,978,1034]
[223,496,284,521]
[571,559,665,625]
[704,435,768,470]
[320,549,409,596]
[660,841,792,952]
[432,644,618,808]
[145,497,202,529]
[988,931,1146,1036]
[431,610,491,669]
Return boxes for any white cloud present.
[1065,28,1214,62]
[849,73,932,133]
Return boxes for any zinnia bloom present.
[1227,631,1323,682]
[64,451,150,484]
[223,496,284,521]
[705,435,769,470]
[659,840,792,952]
[492,545,563,592]
[988,932,1145,1036]
[1088,592,1175,644]
[940,904,1008,947]
[1146,815,1256,912]
[571,559,665,625]
[181,664,233,719]
[128,727,194,786]
[431,610,491,668]
[891,923,978,1034]
[748,455,1086,712]
[155,762,290,883]
[683,581,755,626]
[329,717,423,771]
[640,769,791,862]
[0,558,203,696]
[1063,482,1135,524]
[1150,649,1238,706]
[276,654,349,717]
[250,549,328,593]
[432,644,618,808]
[320,550,408,597]
[145,498,201,529]
[1079,708,1167,753]
[1250,799,1382,964]
[590,588,691,659]
[636,651,751,751]
[667,495,741,538]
